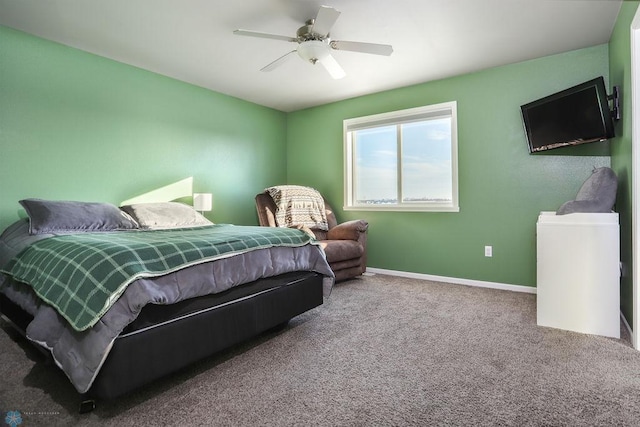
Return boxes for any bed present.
[0,198,334,412]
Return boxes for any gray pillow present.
[557,167,618,215]
[120,202,213,229]
[20,199,139,235]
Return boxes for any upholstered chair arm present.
[327,220,369,241]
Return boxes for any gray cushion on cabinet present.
[120,202,212,229]
[556,167,618,215]
[19,199,139,235]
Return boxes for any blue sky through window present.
[354,118,452,203]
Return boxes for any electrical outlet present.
[484,246,492,257]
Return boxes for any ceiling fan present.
[233,5,393,79]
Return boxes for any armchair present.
[255,192,368,281]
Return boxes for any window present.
[343,101,459,212]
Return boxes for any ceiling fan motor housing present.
[297,20,324,41]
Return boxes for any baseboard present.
[365,267,537,294]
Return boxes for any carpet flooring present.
[2,273,640,426]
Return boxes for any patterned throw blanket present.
[1,225,314,331]
[266,185,328,231]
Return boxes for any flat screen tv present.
[520,77,615,153]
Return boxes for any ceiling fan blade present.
[311,6,341,37]
[331,40,393,56]
[261,50,297,72]
[319,54,346,80]
[233,29,297,43]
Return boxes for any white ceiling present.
[0,0,623,112]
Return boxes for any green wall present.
[0,26,287,231]
[609,1,640,325]
[0,22,627,290]
[287,45,611,287]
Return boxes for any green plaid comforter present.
[1,225,314,331]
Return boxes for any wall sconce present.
[193,193,213,215]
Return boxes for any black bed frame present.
[0,271,324,412]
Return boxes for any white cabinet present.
[536,211,620,338]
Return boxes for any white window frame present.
[343,101,459,212]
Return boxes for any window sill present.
[343,205,460,213]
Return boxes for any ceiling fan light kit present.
[297,40,329,64]
[233,5,393,79]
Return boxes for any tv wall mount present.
[608,85,621,121]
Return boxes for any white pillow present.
[121,202,213,229]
